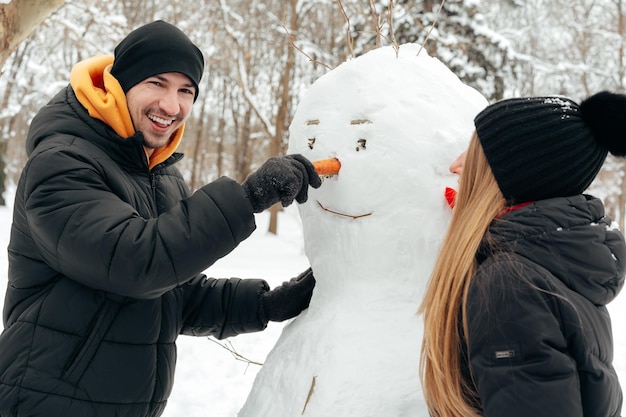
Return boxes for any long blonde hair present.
[419,132,507,417]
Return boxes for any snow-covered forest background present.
[1,0,626,231]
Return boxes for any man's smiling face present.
[125,72,196,155]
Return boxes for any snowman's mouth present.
[316,201,373,219]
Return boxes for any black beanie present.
[110,20,204,101]
[474,92,626,204]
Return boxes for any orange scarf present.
[69,55,184,170]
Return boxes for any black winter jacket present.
[465,195,625,417]
[0,85,269,416]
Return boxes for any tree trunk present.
[424,0,436,13]
[0,0,65,69]
[216,79,228,178]
[268,0,298,235]
[0,0,65,205]
[188,100,207,191]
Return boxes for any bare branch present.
[281,23,332,70]
[367,0,398,55]
[368,0,385,48]
[206,337,264,369]
[301,375,317,415]
[418,0,447,56]
[387,0,399,54]
[336,0,354,58]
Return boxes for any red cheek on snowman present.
[445,187,457,209]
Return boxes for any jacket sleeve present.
[179,275,270,339]
[465,257,584,417]
[21,143,256,299]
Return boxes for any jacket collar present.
[481,195,625,306]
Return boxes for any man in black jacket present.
[0,20,320,417]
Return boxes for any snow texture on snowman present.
[239,44,488,417]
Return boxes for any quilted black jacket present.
[465,195,625,417]
[0,85,268,416]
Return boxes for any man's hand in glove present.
[258,268,316,323]
[242,154,322,213]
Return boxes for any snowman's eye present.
[308,138,316,149]
[356,138,367,151]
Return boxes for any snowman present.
[239,44,487,417]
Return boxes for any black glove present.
[258,268,316,322]
[242,154,322,213]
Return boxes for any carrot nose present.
[312,158,341,176]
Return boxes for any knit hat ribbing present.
[474,93,626,204]
[110,20,204,101]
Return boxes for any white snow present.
[0,43,624,417]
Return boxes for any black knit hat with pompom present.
[474,91,626,204]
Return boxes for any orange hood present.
[69,55,184,170]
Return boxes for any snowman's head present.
[289,45,487,271]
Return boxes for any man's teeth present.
[148,115,173,126]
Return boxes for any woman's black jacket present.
[465,195,625,417]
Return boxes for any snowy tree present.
[481,0,626,229]
[0,1,126,204]
[2,0,626,230]
[337,0,519,101]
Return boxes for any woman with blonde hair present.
[420,92,626,417]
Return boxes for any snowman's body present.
[239,44,487,417]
